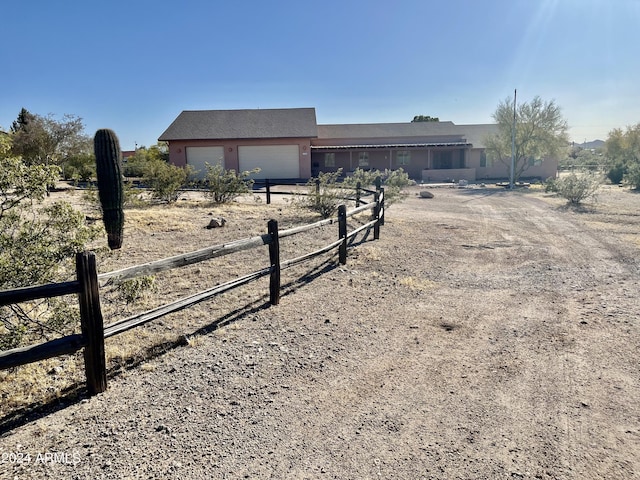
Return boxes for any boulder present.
[419,190,434,199]
[205,217,226,229]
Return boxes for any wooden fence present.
[254,178,380,206]
[0,190,384,395]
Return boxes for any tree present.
[123,143,169,177]
[10,109,91,167]
[411,115,439,122]
[0,134,100,348]
[605,124,640,188]
[485,95,569,182]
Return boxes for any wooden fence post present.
[355,181,361,207]
[267,220,281,305]
[265,179,271,205]
[373,192,381,240]
[338,204,347,265]
[379,186,385,226]
[76,251,107,395]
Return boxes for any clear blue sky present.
[2,0,639,149]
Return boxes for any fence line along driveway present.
[2,186,638,479]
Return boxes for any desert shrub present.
[143,159,192,203]
[0,138,101,348]
[623,162,640,190]
[554,171,602,204]
[115,275,156,304]
[544,177,558,193]
[61,153,95,182]
[83,179,146,211]
[204,163,257,203]
[607,163,626,185]
[381,168,412,205]
[343,168,380,189]
[122,154,147,177]
[297,169,345,218]
[342,168,411,205]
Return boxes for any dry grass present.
[399,276,438,291]
[0,190,351,419]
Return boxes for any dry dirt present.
[0,185,639,479]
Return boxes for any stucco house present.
[159,107,557,182]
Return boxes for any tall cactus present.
[93,129,124,250]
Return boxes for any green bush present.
[0,138,100,348]
[342,167,411,205]
[554,171,602,205]
[143,159,192,203]
[342,168,380,189]
[381,168,411,205]
[544,177,558,193]
[61,153,95,182]
[607,163,626,185]
[623,162,640,190]
[116,275,156,304]
[297,170,345,218]
[203,163,257,203]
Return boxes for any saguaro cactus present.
[93,129,124,250]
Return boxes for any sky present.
[2,0,639,149]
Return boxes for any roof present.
[311,142,472,150]
[317,121,459,139]
[316,122,498,148]
[452,124,500,148]
[159,108,318,141]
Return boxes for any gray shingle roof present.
[159,108,318,141]
[452,124,499,148]
[317,121,459,139]
[316,122,499,148]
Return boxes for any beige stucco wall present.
[472,156,558,181]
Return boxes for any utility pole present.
[510,89,517,189]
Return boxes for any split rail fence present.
[0,189,384,396]
[255,178,380,206]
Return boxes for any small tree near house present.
[484,95,569,182]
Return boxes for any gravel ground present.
[1,185,639,479]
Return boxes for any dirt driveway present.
[1,186,638,479]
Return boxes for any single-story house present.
[158,108,558,182]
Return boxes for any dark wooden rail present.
[255,178,379,205]
[0,190,385,395]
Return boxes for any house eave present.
[311,142,473,150]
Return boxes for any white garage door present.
[238,145,299,179]
[186,146,224,179]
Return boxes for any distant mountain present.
[575,139,605,150]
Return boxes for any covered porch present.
[310,142,473,180]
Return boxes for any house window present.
[358,152,369,167]
[433,151,453,169]
[480,151,487,168]
[397,151,411,165]
[528,157,542,167]
[324,153,335,167]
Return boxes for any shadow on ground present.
[0,233,375,435]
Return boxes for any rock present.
[419,190,434,199]
[205,217,226,229]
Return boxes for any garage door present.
[238,145,299,179]
[186,146,224,179]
